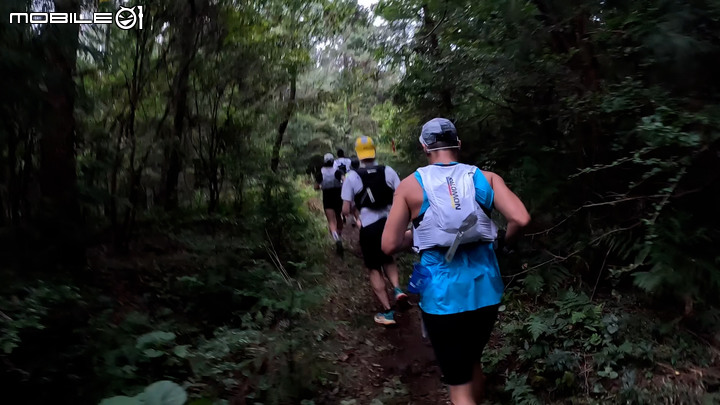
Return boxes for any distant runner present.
[334,149,353,224]
[342,136,407,326]
[381,118,531,405]
[333,148,352,177]
[348,156,361,228]
[315,152,345,257]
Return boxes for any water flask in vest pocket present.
[408,263,431,294]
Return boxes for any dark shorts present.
[359,217,394,270]
[322,188,342,213]
[422,304,500,385]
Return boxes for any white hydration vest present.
[413,163,497,251]
[320,166,342,189]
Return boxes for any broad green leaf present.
[136,331,177,349]
[141,381,187,405]
[173,345,190,358]
[143,349,166,358]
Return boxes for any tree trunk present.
[208,165,220,214]
[118,27,149,251]
[21,132,33,221]
[6,124,18,225]
[109,121,123,242]
[162,0,197,211]
[421,4,453,115]
[270,72,297,173]
[38,0,84,267]
[0,132,7,227]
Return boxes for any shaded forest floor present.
[312,222,451,405]
[5,186,720,405]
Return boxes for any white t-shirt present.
[333,158,352,172]
[341,163,401,227]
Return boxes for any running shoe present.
[336,240,344,258]
[374,310,396,325]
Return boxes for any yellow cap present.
[355,136,376,160]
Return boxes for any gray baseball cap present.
[419,118,460,150]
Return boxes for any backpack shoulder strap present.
[357,165,381,179]
[355,167,368,180]
[375,165,387,182]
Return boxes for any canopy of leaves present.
[376,0,720,306]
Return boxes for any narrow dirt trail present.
[314,220,451,405]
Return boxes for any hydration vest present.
[320,166,342,189]
[354,165,395,209]
[412,163,497,251]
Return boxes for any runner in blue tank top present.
[381,118,531,405]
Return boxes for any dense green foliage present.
[1,0,719,403]
[377,0,720,307]
[1,0,384,403]
[373,0,720,402]
[1,177,336,403]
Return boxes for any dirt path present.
[315,222,451,405]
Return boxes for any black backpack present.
[334,163,347,180]
[354,165,395,209]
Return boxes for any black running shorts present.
[359,217,394,270]
[322,188,342,212]
[421,304,500,385]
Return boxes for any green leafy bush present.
[100,380,187,405]
[484,286,716,403]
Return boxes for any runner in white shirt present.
[333,149,353,224]
[314,153,345,257]
[341,136,408,326]
[333,149,352,176]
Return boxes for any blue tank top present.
[413,163,504,315]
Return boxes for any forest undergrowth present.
[2,0,720,403]
[2,178,338,404]
[2,179,720,404]
[483,282,720,404]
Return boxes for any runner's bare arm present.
[485,172,531,243]
[382,180,413,255]
[342,201,352,217]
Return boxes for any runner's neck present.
[428,151,458,165]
